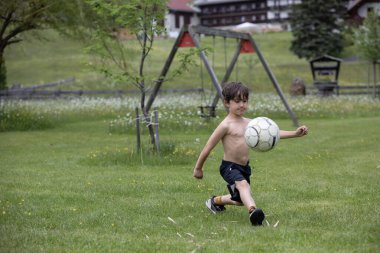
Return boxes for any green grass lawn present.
[1,97,379,252]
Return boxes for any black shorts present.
[219,160,252,203]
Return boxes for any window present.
[175,15,180,28]
[267,11,275,19]
[184,15,191,25]
[281,12,289,19]
[251,3,256,9]
[252,15,256,21]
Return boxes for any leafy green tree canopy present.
[289,0,348,59]
[354,11,380,97]
[81,0,167,85]
[77,0,168,148]
[0,0,86,89]
[354,11,380,63]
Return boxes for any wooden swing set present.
[145,25,299,126]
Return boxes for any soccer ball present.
[244,117,280,152]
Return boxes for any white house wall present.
[357,3,380,17]
[165,12,199,38]
[267,0,302,7]
[267,11,289,20]
[165,13,175,31]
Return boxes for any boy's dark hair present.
[222,81,249,102]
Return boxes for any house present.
[166,0,199,38]
[193,0,301,29]
[165,0,379,37]
[165,0,302,37]
[266,0,302,24]
[348,0,380,24]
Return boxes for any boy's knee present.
[235,180,250,190]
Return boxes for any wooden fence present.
[0,77,204,99]
[1,77,379,99]
[306,84,380,96]
[0,88,204,100]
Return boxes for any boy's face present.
[225,96,248,116]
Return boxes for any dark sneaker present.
[205,196,226,214]
[249,208,265,226]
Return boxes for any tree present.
[354,11,380,97]
[0,0,84,90]
[81,0,168,149]
[289,0,348,59]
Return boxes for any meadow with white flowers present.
[2,93,380,132]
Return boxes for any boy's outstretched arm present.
[280,125,308,139]
[193,123,227,179]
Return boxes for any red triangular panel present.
[178,32,195,48]
[240,39,255,54]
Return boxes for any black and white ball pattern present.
[244,117,280,152]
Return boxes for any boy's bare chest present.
[226,122,246,139]
[228,127,244,138]
[222,123,248,155]
[222,117,249,141]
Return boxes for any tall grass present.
[2,94,380,132]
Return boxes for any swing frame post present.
[146,25,299,127]
[135,107,141,152]
[194,25,299,126]
[153,107,160,153]
[198,105,217,118]
[211,40,242,109]
[145,26,187,113]
[188,26,224,102]
[247,36,300,126]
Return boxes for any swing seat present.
[198,106,216,118]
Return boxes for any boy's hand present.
[193,168,203,179]
[296,125,308,137]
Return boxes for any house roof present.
[348,0,363,11]
[348,0,379,12]
[194,0,252,6]
[167,0,198,13]
[310,55,342,63]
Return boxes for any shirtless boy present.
[193,81,308,226]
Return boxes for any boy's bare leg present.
[235,180,257,212]
[234,180,265,226]
[219,195,243,205]
[214,181,256,209]
[213,180,264,225]
[216,180,256,209]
